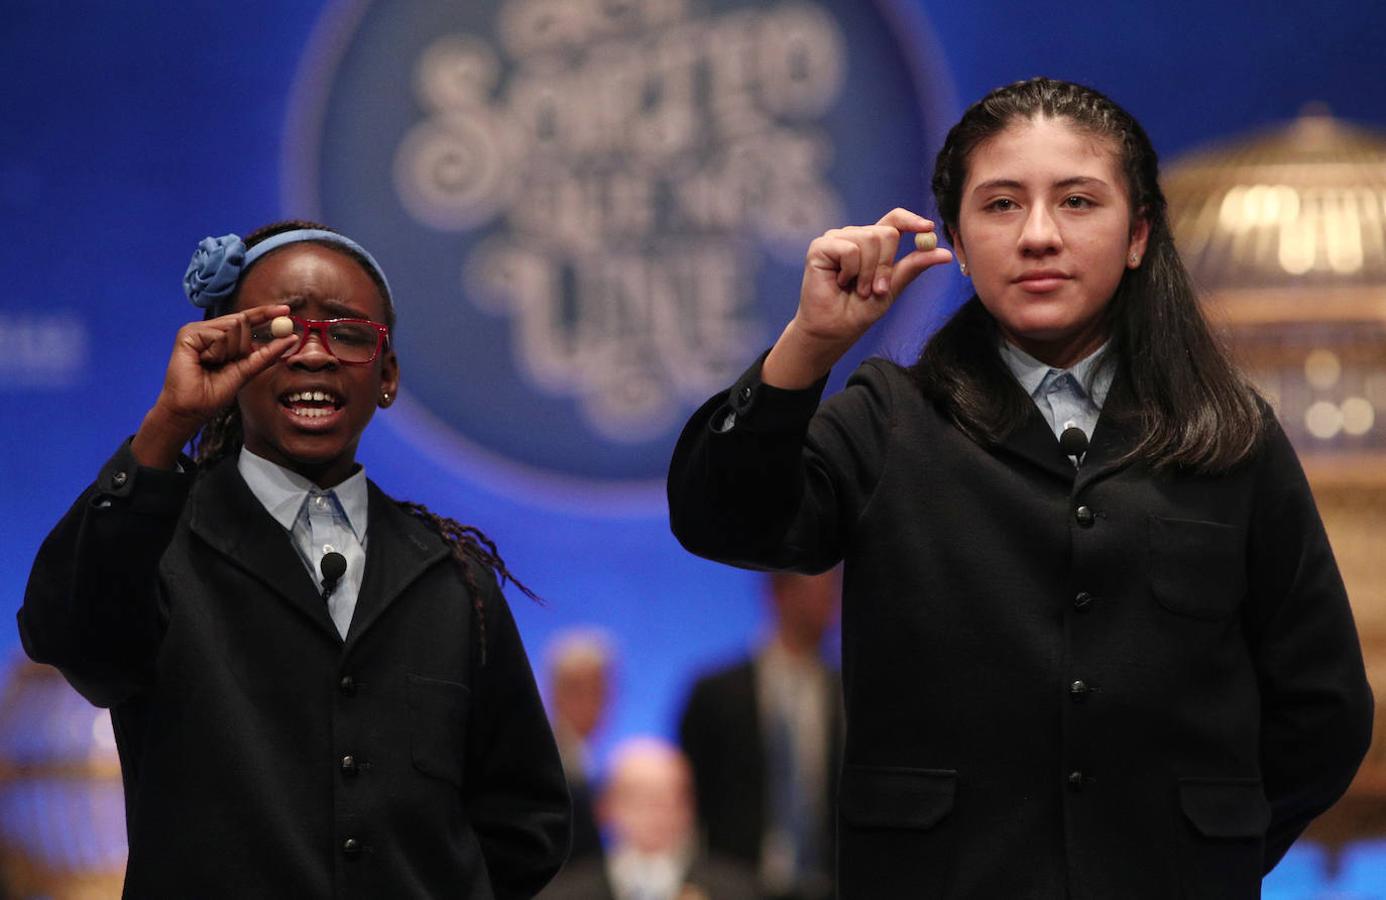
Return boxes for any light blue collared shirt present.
[237,448,369,639]
[998,340,1114,447]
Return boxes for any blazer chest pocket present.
[406,673,469,788]
[1149,515,1246,620]
[839,765,956,830]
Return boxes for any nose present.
[286,327,337,368]
[1018,206,1062,256]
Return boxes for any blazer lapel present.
[1075,372,1140,492]
[992,400,1077,484]
[344,483,451,648]
[187,459,342,643]
[989,368,1142,490]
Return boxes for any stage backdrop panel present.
[2,0,1384,760]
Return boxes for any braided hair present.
[915,77,1265,473]
[189,220,533,660]
[396,503,539,665]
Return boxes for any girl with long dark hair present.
[668,78,1372,898]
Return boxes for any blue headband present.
[183,228,393,311]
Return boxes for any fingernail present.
[875,276,889,294]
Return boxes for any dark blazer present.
[538,855,759,900]
[678,660,841,889]
[20,441,570,899]
[667,356,1373,900]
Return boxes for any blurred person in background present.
[546,627,617,862]
[679,571,842,900]
[541,737,758,900]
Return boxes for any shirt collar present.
[998,339,1116,409]
[607,844,694,897]
[759,635,826,676]
[237,447,369,540]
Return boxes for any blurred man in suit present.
[540,737,758,900]
[546,628,615,862]
[679,571,842,900]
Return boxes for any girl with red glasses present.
[21,221,570,897]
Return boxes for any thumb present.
[890,247,954,297]
[228,335,296,383]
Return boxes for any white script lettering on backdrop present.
[393,1,847,441]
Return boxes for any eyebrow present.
[972,176,1112,193]
[281,295,374,320]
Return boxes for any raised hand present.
[764,208,953,389]
[131,305,296,468]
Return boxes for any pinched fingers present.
[192,306,292,366]
[876,207,935,235]
[808,235,863,291]
[868,208,947,297]
[812,225,903,297]
[174,321,234,369]
[864,225,903,297]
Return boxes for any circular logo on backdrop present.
[287,0,953,509]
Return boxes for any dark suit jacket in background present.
[679,659,841,892]
[20,441,570,898]
[667,354,1373,899]
[566,773,605,863]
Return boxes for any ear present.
[378,350,400,408]
[1126,211,1151,269]
[948,226,967,271]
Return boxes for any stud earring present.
[1129,254,1139,265]
[381,392,391,404]
[959,262,968,276]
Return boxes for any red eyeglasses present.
[250,315,391,365]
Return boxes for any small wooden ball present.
[914,231,938,252]
[270,316,295,339]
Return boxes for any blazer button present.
[112,471,128,487]
[1068,771,1085,791]
[339,675,357,696]
[1069,680,1089,699]
[1074,506,1095,527]
[1074,591,1094,612]
[738,385,753,403]
[342,837,362,858]
[340,755,358,776]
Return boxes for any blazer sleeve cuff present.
[92,438,195,517]
[709,349,830,436]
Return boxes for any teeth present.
[289,406,334,418]
[285,390,339,405]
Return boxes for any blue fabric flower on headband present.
[184,234,246,310]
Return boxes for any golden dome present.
[1164,107,1386,324]
[1163,108,1386,468]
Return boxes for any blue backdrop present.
[3,0,1385,766]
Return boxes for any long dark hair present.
[190,220,533,659]
[914,77,1264,472]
